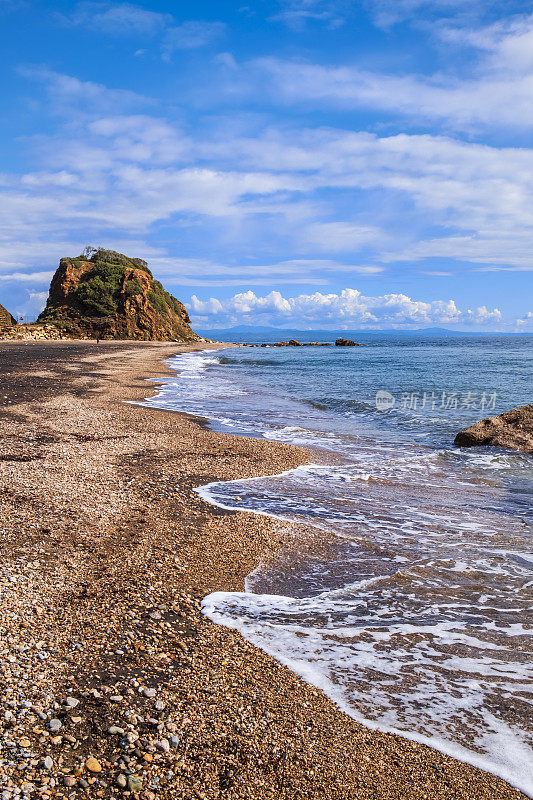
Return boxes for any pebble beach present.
[0,340,527,800]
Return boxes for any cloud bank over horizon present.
[0,0,531,330]
[187,288,504,330]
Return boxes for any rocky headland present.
[36,249,200,342]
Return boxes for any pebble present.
[43,756,53,770]
[85,757,102,773]
[0,345,520,800]
[127,775,142,793]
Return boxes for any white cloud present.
[200,125,533,266]
[60,3,225,58]
[0,271,54,282]
[270,10,341,28]
[516,311,533,327]
[3,71,531,303]
[59,2,171,35]
[442,12,533,73]
[14,291,48,320]
[162,21,225,59]
[19,67,152,115]
[392,234,533,268]
[188,287,502,328]
[365,0,472,28]
[303,222,385,252]
[250,56,533,128]
[144,256,383,286]
[270,0,346,30]
[87,116,190,165]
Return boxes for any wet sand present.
[0,339,526,799]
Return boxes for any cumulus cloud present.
[188,288,502,328]
[14,291,48,320]
[516,311,533,327]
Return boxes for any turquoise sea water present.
[145,335,533,795]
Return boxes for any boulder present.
[288,339,301,346]
[454,404,533,454]
[335,338,364,347]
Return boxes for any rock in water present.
[335,338,364,346]
[454,404,533,453]
[37,249,201,342]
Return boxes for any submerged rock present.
[454,404,533,453]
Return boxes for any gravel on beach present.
[0,340,526,800]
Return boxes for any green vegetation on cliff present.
[69,250,157,317]
[37,248,200,342]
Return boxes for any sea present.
[144,333,533,796]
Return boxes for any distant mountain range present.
[198,325,525,339]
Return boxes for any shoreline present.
[0,339,526,800]
[159,351,533,798]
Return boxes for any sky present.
[0,0,532,330]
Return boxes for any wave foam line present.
[202,590,533,798]
[196,471,533,798]
[141,350,532,798]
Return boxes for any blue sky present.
[1,0,532,330]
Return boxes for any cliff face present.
[0,303,17,328]
[38,250,200,342]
